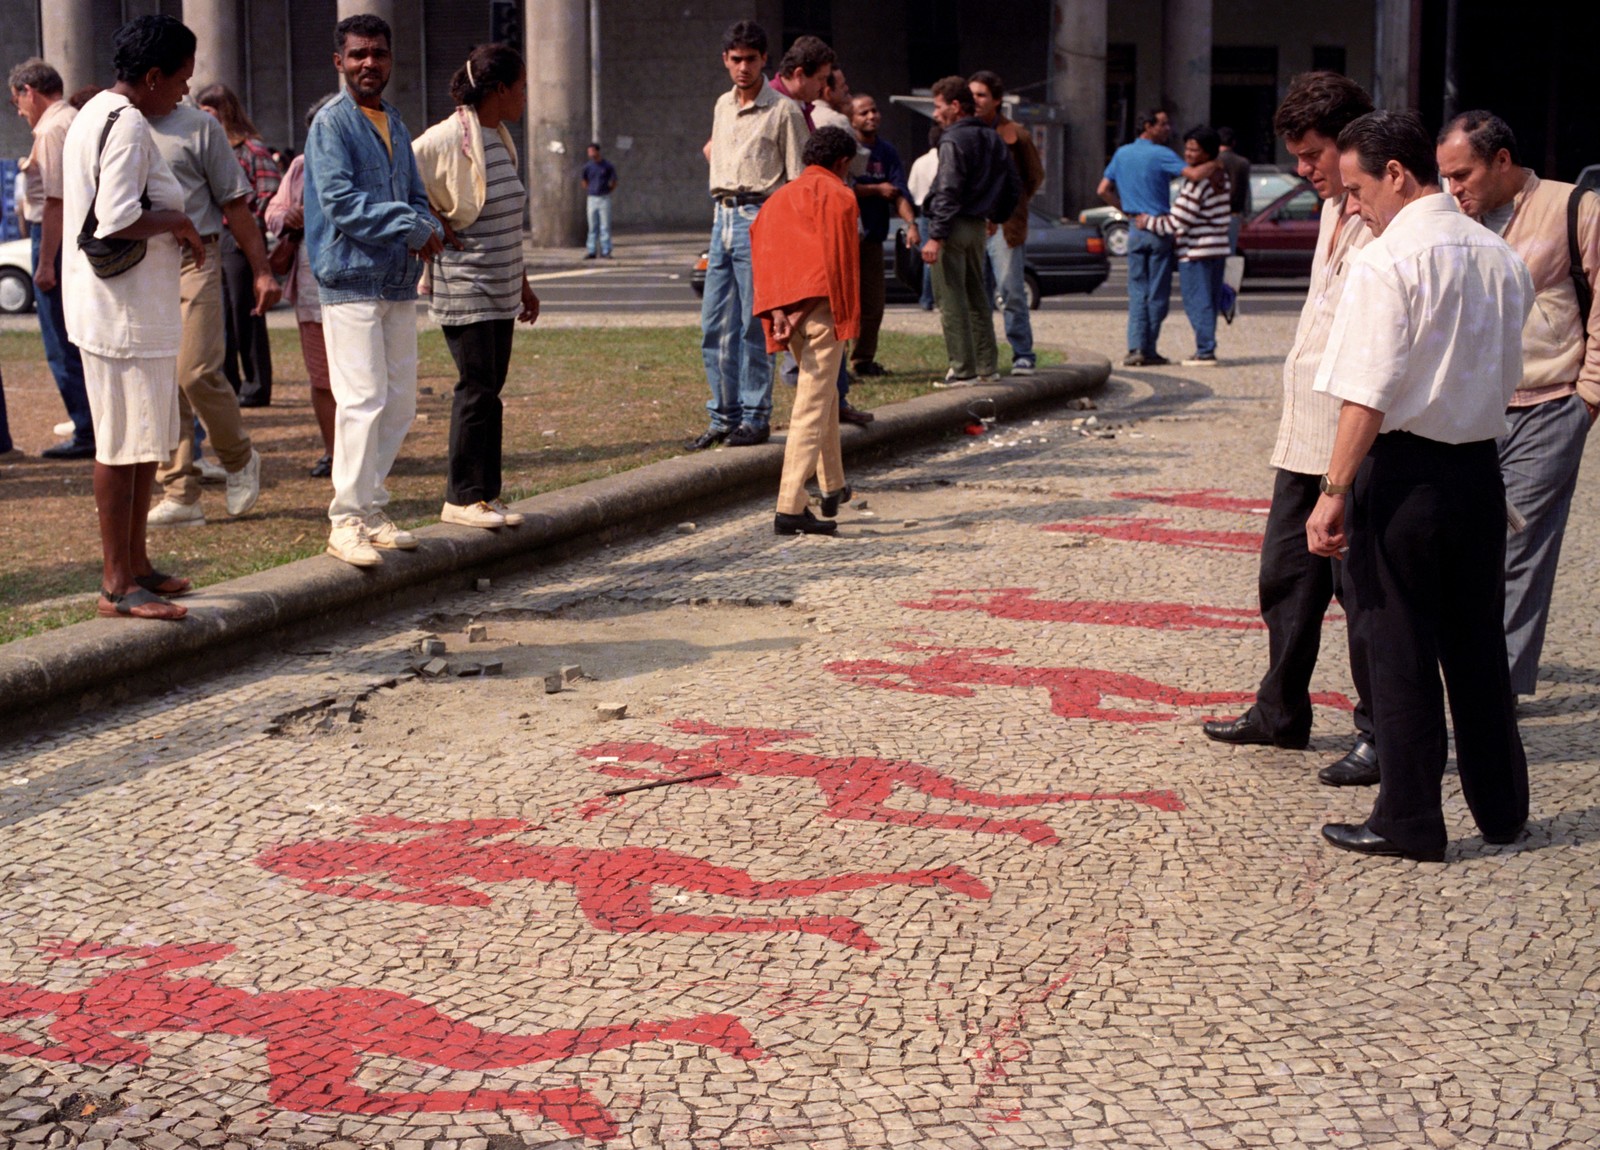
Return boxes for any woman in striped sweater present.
[1135,125,1232,366]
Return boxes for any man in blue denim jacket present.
[305,12,444,567]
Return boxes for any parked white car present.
[0,237,35,314]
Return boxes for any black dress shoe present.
[839,402,875,426]
[725,424,771,447]
[1322,822,1444,862]
[853,361,888,377]
[775,508,838,536]
[1201,710,1308,750]
[819,484,852,518]
[309,454,333,478]
[1319,740,1380,787]
[1482,824,1525,846]
[684,428,729,451]
[41,439,96,460]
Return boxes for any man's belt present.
[713,193,767,208]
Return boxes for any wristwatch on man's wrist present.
[1319,475,1352,496]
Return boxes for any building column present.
[1373,0,1418,110]
[41,0,95,96]
[1161,0,1211,131]
[526,0,589,247]
[1050,0,1108,217]
[185,0,243,96]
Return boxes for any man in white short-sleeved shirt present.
[1305,110,1534,863]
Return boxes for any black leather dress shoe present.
[1201,710,1308,750]
[819,485,852,518]
[726,424,771,447]
[684,428,729,451]
[1482,824,1525,846]
[839,402,875,426]
[41,439,96,460]
[1319,740,1380,787]
[775,508,838,536]
[1322,822,1444,862]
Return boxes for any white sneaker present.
[147,498,206,528]
[488,498,524,527]
[935,370,977,389]
[53,420,75,437]
[1009,359,1036,376]
[327,516,381,567]
[196,457,228,483]
[976,373,1003,383]
[365,510,418,550]
[442,500,506,529]
[1182,355,1220,367]
[225,449,261,516]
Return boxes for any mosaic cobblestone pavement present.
[3,307,1599,1149]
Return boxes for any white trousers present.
[322,299,418,523]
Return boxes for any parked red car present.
[1235,180,1321,278]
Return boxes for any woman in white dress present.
[61,15,206,619]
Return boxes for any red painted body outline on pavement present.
[825,644,1352,720]
[258,817,989,951]
[0,941,762,1142]
[1109,488,1273,515]
[580,722,1183,848]
[900,588,1264,631]
[1043,516,1264,553]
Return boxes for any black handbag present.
[78,107,152,279]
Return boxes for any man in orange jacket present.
[751,126,861,536]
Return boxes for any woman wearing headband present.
[412,43,540,531]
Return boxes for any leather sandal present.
[134,570,193,597]
[98,587,187,620]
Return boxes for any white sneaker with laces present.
[225,449,261,516]
[1181,355,1220,367]
[327,516,381,566]
[488,498,524,527]
[147,499,206,527]
[935,370,977,389]
[442,501,506,529]
[196,457,228,483]
[365,510,418,550]
[1009,359,1036,376]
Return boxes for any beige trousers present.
[157,239,253,505]
[777,301,847,515]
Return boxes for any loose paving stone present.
[1,302,1598,1149]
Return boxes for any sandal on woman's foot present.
[98,587,187,620]
[134,570,192,597]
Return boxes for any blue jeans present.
[699,202,772,432]
[917,214,935,309]
[585,194,612,256]
[32,231,94,444]
[1178,257,1225,358]
[1125,228,1175,356]
[986,230,1033,363]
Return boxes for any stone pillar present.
[1373,0,1417,110]
[336,0,424,136]
[41,0,96,96]
[1160,0,1211,131]
[526,0,589,247]
[185,0,243,96]
[1050,0,1108,217]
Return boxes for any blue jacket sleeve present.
[306,113,437,251]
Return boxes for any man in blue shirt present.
[579,143,617,259]
[1098,109,1186,366]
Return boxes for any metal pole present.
[1440,0,1460,124]
[589,0,601,144]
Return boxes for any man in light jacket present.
[304,13,443,567]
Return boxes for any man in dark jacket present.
[921,76,1019,386]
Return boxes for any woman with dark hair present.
[196,82,279,406]
[60,14,206,619]
[265,94,339,477]
[413,43,540,531]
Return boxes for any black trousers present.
[443,318,515,505]
[1347,433,1528,854]
[1254,468,1374,745]
[221,234,273,403]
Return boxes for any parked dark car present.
[1236,179,1321,278]
[692,208,1109,307]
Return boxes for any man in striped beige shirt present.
[1202,73,1380,788]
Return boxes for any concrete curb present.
[0,356,1109,727]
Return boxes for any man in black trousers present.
[1307,110,1533,862]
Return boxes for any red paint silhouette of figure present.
[1109,488,1273,514]
[900,588,1263,631]
[1043,516,1264,553]
[580,722,1183,848]
[825,644,1352,721]
[0,940,762,1142]
[258,817,989,952]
